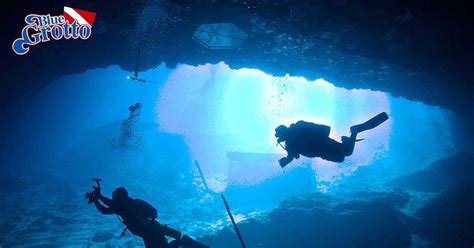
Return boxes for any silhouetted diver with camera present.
[86,179,208,248]
[275,112,389,167]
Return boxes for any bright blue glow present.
[11,63,455,193]
[156,63,455,191]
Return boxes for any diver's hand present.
[92,186,103,200]
[278,157,290,168]
[92,194,100,203]
[92,186,101,195]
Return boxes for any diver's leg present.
[344,113,387,157]
[168,239,180,248]
[341,132,357,157]
[319,138,346,162]
[143,231,168,248]
[180,235,210,248]
[350,112,389,133]
[143,236,155,248]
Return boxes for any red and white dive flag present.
[63,6,96,26]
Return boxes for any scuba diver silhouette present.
[86,179,209,248]
[275,112,389,167]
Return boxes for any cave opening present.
[1,61,461,244]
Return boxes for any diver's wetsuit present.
[277,112,389,167]
[94,196,168,248]
[281,121,355,164]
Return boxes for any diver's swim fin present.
[350,112,389,133]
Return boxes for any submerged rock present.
[200,191,411,248]
[416,185,474,247]
[386,153,474,192]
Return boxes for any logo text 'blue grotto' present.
[12,14,92,55]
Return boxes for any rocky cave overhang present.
[3,1,473,124]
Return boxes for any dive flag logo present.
[63,6,96,26]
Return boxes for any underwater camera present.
[85,178,102,204]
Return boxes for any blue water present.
[2,62,462,246]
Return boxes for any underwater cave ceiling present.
[3,0,473,116]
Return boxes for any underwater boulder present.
[416,185,474,247]
[386,153,474,192]
[199,190,411,248]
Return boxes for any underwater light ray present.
[157,63,393,191]
[7,61,453,195]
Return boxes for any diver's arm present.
[91,186,113,207]
[278,141,299,167]
[94,200,115,215]
[98,195,113,207]
[279,151,298,168]
[278,156,293,168]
